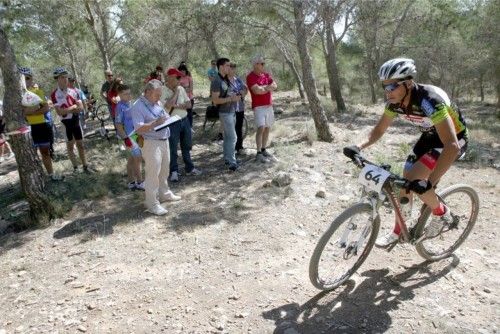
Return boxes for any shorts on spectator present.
[61,118,83,141]
[253,105,274,128]
[31,123,53,148]
[128,146,142,157]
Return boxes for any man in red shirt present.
[246,55,278,163]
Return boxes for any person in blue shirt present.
[115,84,145,191]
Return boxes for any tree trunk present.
[286,58,306,100]
[293,1,333,143]
[66,44,80,84]
[320,1,347,113]
[84,0,112,71]
[325,23,346,112]
[477,73,484,102]
[367,63,377,104]
[0,24,55,226]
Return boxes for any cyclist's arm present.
[23,103,48,116]
[358,113,394,150]
[428,116,460,185]
[115,122,127,139]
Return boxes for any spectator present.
[101,69,113,111]
[131,79,181,216]
[50,67,90,174]
[145,70,161,83]
[161,67,202,182]
[107,77,123,124]
[115,84,144,191]
[68,77,87,131]
[211,58,241,171]
[207,59,217,82]
[246,55,278,163]
[18,67,61,179]
[207,59,223,141]
[178,63,195,127]
[228,62,248,155]
[0,100,14,163]
[155,65,164,83]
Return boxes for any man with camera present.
[210,58,242,171]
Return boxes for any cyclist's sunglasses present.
[382,81,405,92]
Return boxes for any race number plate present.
[358,164,391,194]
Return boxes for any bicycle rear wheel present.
[415,184,479,261]
[309,203,379,291]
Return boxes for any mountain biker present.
[348,58,468,248]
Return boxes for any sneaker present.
[426,206,452,238]
[83,165,92,174]
[186,168,202,176]
[159,190,181,202]
[375,232,399,248]
[228,164,239,171]
[147,204,168,216]
[256,152,270,163]
[225,159,241,166]
[128,182,136,190]
[5,152,14,160]
[236,148,247,156]
[169,171,179,182]
[261,149,278,162]
[135,181,145,191]
[49,174,64,181]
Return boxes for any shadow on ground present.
[263,255,459,333]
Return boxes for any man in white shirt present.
[161,68,201,182]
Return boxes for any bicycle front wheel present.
[415,184,479,261]
[309,203,379,291]
[95,104,109,121]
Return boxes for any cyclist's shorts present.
[61,118,83,141]
[31,123,53,148]
[404,131,468,171]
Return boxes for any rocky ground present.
[0,93,498,333]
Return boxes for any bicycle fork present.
[341,199,379,258]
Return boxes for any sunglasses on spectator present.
[382,81,404,92]
[257,62,265,65]
[107,74,113,77]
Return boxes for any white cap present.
[251,55,265,65]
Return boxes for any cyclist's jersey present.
[50,87,81,121]
[25,87,50,125]
[384,83,467,139]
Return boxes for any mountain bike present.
[309,147,479,291]
[85,100,108,122]
[83,100,112,140]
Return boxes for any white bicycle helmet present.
[53,67,68,78]
[378,58,416,81]
[18,66,33,76]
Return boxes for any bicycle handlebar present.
[343,147,410,189]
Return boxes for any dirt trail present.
[0,95,498,333]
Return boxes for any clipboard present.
[154,115,181,132]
